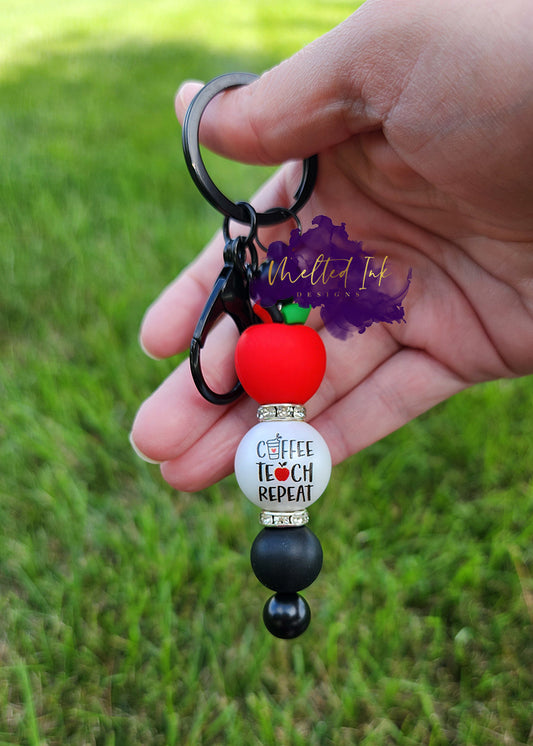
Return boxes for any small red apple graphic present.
[274,463,290,481]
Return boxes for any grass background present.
[1,0,532,744]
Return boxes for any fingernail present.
[175,80,204,116]
[129,431,163,465]
[139,334,164,361]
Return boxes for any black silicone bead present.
[263,593,311,639]
[250,526,323,592]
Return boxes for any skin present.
[131,0,533,492]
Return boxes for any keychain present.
[181,72,411,638]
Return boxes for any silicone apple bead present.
[234,323,326,404]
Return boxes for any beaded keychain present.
[181,73,410,639]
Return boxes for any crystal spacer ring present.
[260,510,310,527]
[257,404,307,422]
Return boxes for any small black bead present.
[263,593,311,639]
[250,526,323,592]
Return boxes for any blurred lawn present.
[1,1,532,744]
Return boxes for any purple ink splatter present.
[251,215,412,339]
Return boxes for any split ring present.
[182,72,318,226]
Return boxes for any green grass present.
[1,1,532,744]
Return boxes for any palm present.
[300,127,533,385]
[132,134,533,490]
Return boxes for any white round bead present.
[234,421,331,511]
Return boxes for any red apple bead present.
[234,323,326,404]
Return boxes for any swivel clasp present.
[190,233,260,405]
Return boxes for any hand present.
[131,0,533,491]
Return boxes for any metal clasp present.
[190,218,260,404]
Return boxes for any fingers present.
[136,329,467,493]
[139,229,226,360]
[133,324,396,490]
[315,348,467,465]
[173,3,414,166]
[160,397,258,491]
[132,313,245,464]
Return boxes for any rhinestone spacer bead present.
[257,404,307,422]
[260,510,310,527]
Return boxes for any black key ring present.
[182,72,318,225]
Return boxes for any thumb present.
[174,1,414,165]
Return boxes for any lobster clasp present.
[190,236,260,405]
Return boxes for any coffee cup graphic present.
[266,435,281,460]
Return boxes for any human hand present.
[131,0,533,491]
